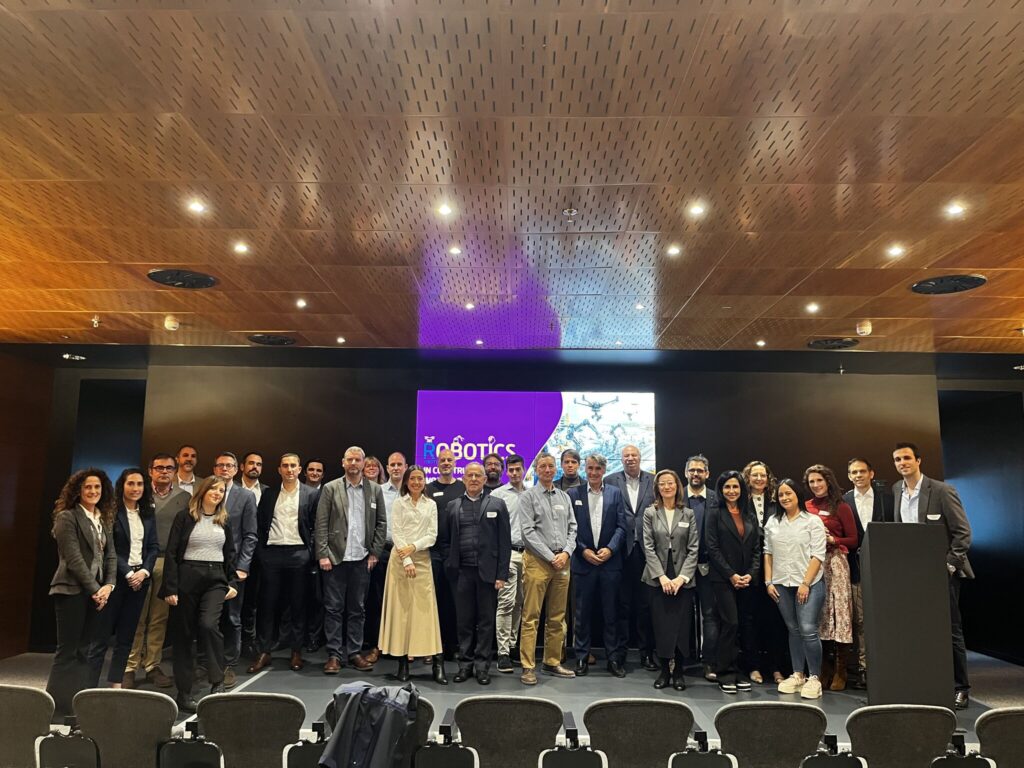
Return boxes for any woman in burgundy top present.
[803,464,857,691]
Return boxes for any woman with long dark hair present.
[87,468,159,688]
[161,476,238,713]
[705,470,761,694]
[764,478,827,699]
[642,469,699,690]
[803,464,857,691]
[45,469,117,718]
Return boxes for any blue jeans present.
[775,580,825,677]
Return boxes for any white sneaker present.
[801,676,823,699]
[777,673,806,694]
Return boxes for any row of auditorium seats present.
[2,683,1022,768]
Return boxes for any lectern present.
[861,522,953,706]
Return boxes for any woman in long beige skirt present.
[378,465,447,684]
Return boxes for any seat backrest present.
[669,753,739,768]
[583,698,694,768]
[397,697,434,768]
[197,692,305,768]
[716,702,827,768]
[74,688,177,768]
[846,705,956,768]
[975,706,1024,768]
[455,695,562,768]
[0,684,53,768]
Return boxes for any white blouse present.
[392,494,438,566]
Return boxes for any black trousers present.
[172,561,228,695]
[573,567,620,657]
[432,554,458,653]
[240,553,261,652]
[304,567,325,646]
[753,579,791,676]
[616,545,652,661]
[712,581,757,684]
[47,592,100,717]
[695,569,719,666]
[363,543,392,651]
[220,580,244,668]
[452,566,498,671]
[87,576,150,685]
[257,545,309,654]
[950,575,970,691]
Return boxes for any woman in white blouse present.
[378,465,447,684]
[764,478,827,699]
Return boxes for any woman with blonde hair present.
[160,475,238,712]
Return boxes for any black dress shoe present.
[210,683,225,695]
[607,661,626,678]
[954,690,969,710]
[653,670,670,689]
[641,654,658,672]
[453,667,473,683]
[672,673,686,691]
[851,669,867,690]
[432,656,448,685]
[176,694,198,714]
[477,670,491,685]
[575,659,589,676]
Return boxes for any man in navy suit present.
[844,457,894,690]
[570,454,629,677]
[683,454,720,681]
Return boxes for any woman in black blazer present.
[45,468,117,718]
[705,470,761,694]
[87,468,159,688]
[160,475,238,713]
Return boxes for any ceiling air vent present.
[147,269,218,290]
[807,337,859,351]
[910,274,986,295]
[247,333,295,346]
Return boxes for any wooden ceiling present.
[1,0,1024,352]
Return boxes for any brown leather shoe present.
[364,647,381,664]
[324,656,342,674]
[349,654,374,671]
[122,670,135,689]
[147,666,173,688]
[290,651,305,672]
[247,652,273,674]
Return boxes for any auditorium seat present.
[454,695,562,768]
[197,692,305,768]
[0,684,53,768]
[715,702,826,768]
[74,688,176,768]
[397,696,435,768]
[583,698,694,768]
[975,707,1024,768]
[846,704,956,768]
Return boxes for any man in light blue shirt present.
[491,453,528,672]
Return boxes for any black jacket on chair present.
[705,504,762,585]
[438,495,512,584]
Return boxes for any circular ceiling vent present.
[247,333,295,346]
[807,337,859,351]
[147,269,218,289]
[910,274,986,295]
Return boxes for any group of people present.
[44,439,974,717]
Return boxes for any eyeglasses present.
[214,463,236,469]
[686,469,707,474]
[152,465,175,472]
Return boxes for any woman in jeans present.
[764,478,827,699]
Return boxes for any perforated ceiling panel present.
[1,0,1024,352]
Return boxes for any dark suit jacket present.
[49,506,117,596]
[604,470,656,556]
[892,475,974,579]
[568,484,628,574]
[159,507,238,597]
[842,482,893,584]
[113,503,159,580]
[705,503,762,584]
[438,494,512,584]
[684,488,720,564]
[315,477,388,564]
[224,483,258,574]
[256,483,320,556]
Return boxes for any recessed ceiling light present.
[635,303,645,310]
[474,339,484,346]
[296,298,307,309]
[186,198,207,214]
[886,244,905,258]
[61,353,86,361]
[59,334,70,340]
[449,246,462,255]
[944,201,966,218]
[1014,364,1024,372]
[687,202,706,217]
[562,207,578,218]
[233,241,249,254]
[667,244,681,256]
[806,302,820,314]
[438,203,453,216]
[336,336,346,344]
[465,302,475,310]
[756,339,766,348]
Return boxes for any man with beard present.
[683,454,720,681]
[172,445,201,495]
[483,452,504,495]
[426,449,465,659]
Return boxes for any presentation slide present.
[415,390,656,481]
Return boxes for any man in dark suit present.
[570,454,628,677]
[605,444,657,670]
[249,453,321,674]
[314,446,388,674]
[438,462,511,685]
[211,451,258,686]
[891,442,974,710]
[683,453,720,681]
[844,457,895,689]
[238,451,267,658]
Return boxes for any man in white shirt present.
[492,454,528,673]
[364,451,408,664]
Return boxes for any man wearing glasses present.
[683,454,720,682]
[123,454,190,689]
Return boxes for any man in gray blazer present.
[315,446,388,674]
[892,442,974,710]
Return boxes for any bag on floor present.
[37,727,99,768]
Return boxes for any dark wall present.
[71,379,147,480]
[938,390,1024,665]
[0,352,53,658]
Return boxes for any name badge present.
[927,514,941,521]
[554,505,565,512]
[433,492,444,497]
[486,511,497,518]
[370,502,377,509]
[678,521,690,529]
[819,510,831,516]
[574,500,583,506]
